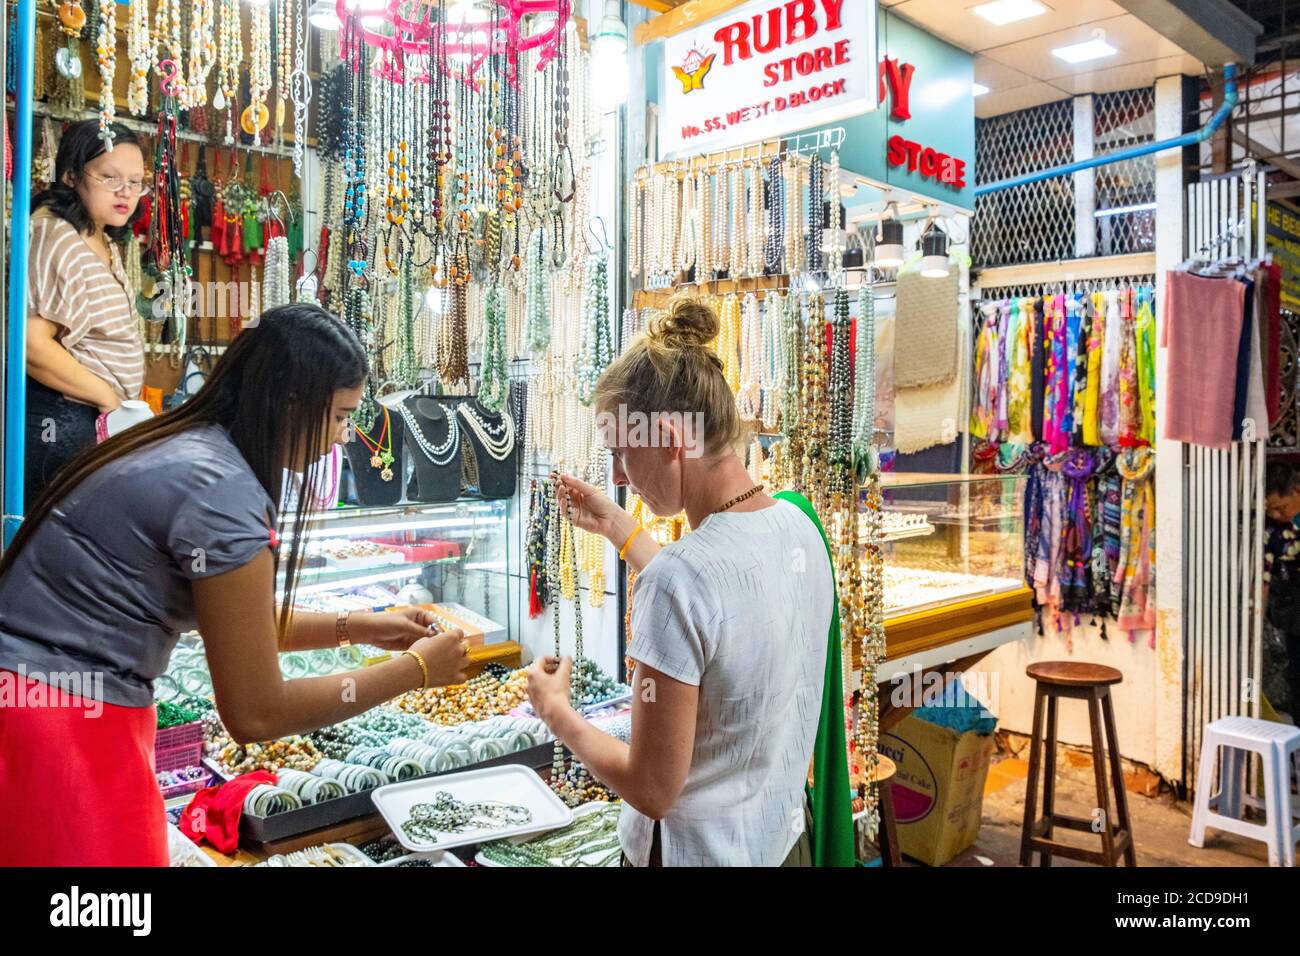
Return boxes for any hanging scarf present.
[1082,291,1105,447]
[1118,288,1143,447]
[1047,295,1071,454]
[1058,448,1096,619]
[1099,289,1123,446]
[1008,298,1034,443]
[1030,296,1046,442]
[1034,451,1069,617]
[970,303,999,440]
[1061,294,1082,447]
[1134,288,1157,446]
[995,299,1012,438]
[1114,448,1156,643]
[1088,448,1119,633]
[1071,294,1093,447]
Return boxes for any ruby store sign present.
[659,0,879,158]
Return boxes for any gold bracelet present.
[402,649,428,689]
[618,524,644,561]
[335,610,352,648]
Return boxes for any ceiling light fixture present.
[971,0,1047,27]
[1052,30,1118,64]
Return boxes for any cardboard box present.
[880,714,995,866]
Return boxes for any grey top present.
[0,424,276,707]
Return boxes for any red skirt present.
[0,668,168,866]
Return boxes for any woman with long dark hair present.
[0,304,471,866]
[25,119,148,507]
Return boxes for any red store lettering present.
[887,134,966,188]
[763,38,850,87]
[714,0,846,67]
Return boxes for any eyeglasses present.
[83,171,152,197]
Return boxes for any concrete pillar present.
[1074,94,1097,258]
[1152,72,1189,783]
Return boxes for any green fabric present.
[243,213,263,253]
[774,489,856,867]
[288,215,305,264]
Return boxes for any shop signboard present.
[657,0,879,158]
[1267,202,1300,312]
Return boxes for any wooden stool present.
[1019,662,1137,867]
[853,755,902,866]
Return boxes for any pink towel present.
[1161,272,1245,448]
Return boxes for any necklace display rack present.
[346,402,405,507]
[397,394,464,505]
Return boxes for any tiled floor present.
[927,754,1275,867]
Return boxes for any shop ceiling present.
[630,0,1262,118]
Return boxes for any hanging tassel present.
[529,568,543,619]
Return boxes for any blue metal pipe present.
[974,63,1239,197]
[3,0,36,547]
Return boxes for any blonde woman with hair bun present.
[527,295,838,867]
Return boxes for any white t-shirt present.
[618,498,834,866]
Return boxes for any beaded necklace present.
[479,282,510,413]
[736,292,762,421]
[244,2,271,135]
[800,294,828,509]
[759,292,786,431]
[94,0,116,144]
[355,405,396,480]
[766,155,783,272]
[852,286,877,479]
[547,480,588,806]
[716,293,742,395]
[398,400,460,467]
[215,0,241,141]
[807,154,824,276]
[457,402,515,461]
[747,161,765,276]
[827,289,853,493]
[185,0,215,109]
[577,250,612,405]
[125,0,152,116]
[729,162,745,278]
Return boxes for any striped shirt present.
[27,211,143,403]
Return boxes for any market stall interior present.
[3,0,1283,869]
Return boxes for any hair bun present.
[648,296,719,351]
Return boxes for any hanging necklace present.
[355,405,396,481]
[479,282,510,414]
[398,400,461,467]
[215,0,241,141]
[736,292,762,420]
[244,2,271,135]
[717,294,741,395]
[457,403,515,461]
[577,250,612,405]
[153,0,183,94]
[852,286,877,480]
[290,0,310,179]
[185,0,216,109]
[263,233,291,310]
[125,0,152,115]
[548,479,587,806]
[94,0,117,145]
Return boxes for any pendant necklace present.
[355,405,395,481]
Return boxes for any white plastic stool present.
[1189,716,1300,867]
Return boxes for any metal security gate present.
[1182,166,1269,789]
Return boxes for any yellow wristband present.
[402,649,428,689]
[619,524,644,561]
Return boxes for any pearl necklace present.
[698,169,712,283]
[398,400,461,467]
[852,286,877,475]
[717,294,742,395]
[729,163,745,278]
[457,402,515,461]
[748,161,765,277]
[676,167,694,277]
[826,149,844,282]
[760,292,785,431]
[736,292,762,420]
[714,167,730,276]
[524,228,549,354]
[95,0,117,144]
[629,176,643,281]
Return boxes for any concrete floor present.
[932,752,1275,867]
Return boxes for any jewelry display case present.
[873,473,1034,671]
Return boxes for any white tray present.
[371,764,573,853]
[167,824,217,868]
[377,850,467,867]
[257,842,375,867]
[474,802,618,868]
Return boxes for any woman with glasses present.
[25,119,150,508]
